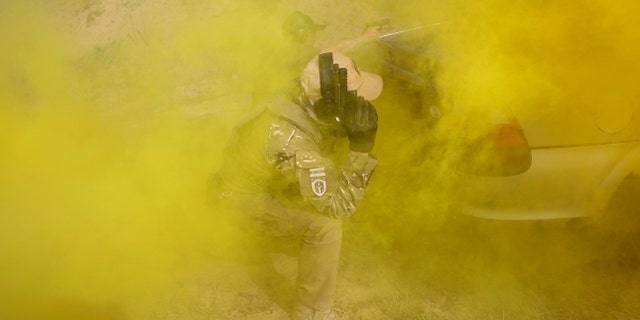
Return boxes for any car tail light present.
[463,117,532,176]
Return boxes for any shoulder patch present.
[295,150,337,198]
[309,167,327,196]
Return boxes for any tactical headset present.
[314,52,357,137]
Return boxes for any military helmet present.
[282,11,325,43]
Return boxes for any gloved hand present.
[345,96,378,153]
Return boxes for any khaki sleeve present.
[294,150,378,218]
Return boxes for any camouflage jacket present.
[219,95,378,218]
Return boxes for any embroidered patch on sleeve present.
[309,167,327,196]
[295,150,337,198]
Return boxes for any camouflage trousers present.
[218,193,343,313]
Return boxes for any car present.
[358,23,640,239]
[456,99,640,222]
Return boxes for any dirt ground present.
[4,1,640,319]
[149,215,640,320]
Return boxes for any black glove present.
[345,97,378,153]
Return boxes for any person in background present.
[213,51,383,320]
[282,11,384,51]
[282,10,384,70]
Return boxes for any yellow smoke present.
[1,0,640,319]
[436,0,640,115]
[0,1,248,318]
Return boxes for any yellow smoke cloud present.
[436,0,640,115]
[0,1,246,318]
[1,0,639,319]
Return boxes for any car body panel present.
[516,101,640,148]
[461,142,640,220]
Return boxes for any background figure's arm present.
[321,25,383,53]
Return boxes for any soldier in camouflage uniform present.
[216,52,382,320]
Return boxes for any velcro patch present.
[309,167,327,196]
[295,150,337,198]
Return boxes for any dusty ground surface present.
[4,1,640,319]
[149,215,640,320]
